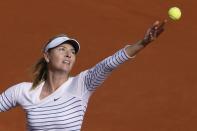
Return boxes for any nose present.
[65,51,71,58]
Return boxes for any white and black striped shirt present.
[0,47,133,131]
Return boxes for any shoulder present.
[3,82,33,100]
[77,70,89,77]
[8,82,32,92]
[71,70,89,82]
[67,70,90,96]
[11,82,32,88]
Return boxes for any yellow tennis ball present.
[168,7,181,21]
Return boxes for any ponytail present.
[31,57,48,89]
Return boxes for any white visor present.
[44,36,80,53]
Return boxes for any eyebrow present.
[58,45,76,53]
[59,45,75,50]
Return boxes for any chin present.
[58,65,73,73]
[61,67,71,73]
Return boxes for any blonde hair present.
[31,57,48,89]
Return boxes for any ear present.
[43,52,50,63]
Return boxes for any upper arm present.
[83,47,133,91]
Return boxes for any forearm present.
[0,85,20,112]
[125,40,147,57]
[0,93,10,112]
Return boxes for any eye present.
[58,47,65,51]
[71,50,76,55]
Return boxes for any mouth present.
[63,60,70,65]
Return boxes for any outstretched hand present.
[142,20,167,46]
[124,20,167,57]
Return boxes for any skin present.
[125,20,167,56]
[39,20,167,100]
[40,43,76,100]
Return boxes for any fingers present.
[157,19,167,30]
[143,20,167,45]
[156,28,164,37]
[151,19,167,38]
[156,20,167,37]
[153,21,160,27]
[152,19,167,31]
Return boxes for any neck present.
[44,70,69,92]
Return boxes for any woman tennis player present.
[0,20,166,130]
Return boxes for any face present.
[44,43,76,74]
